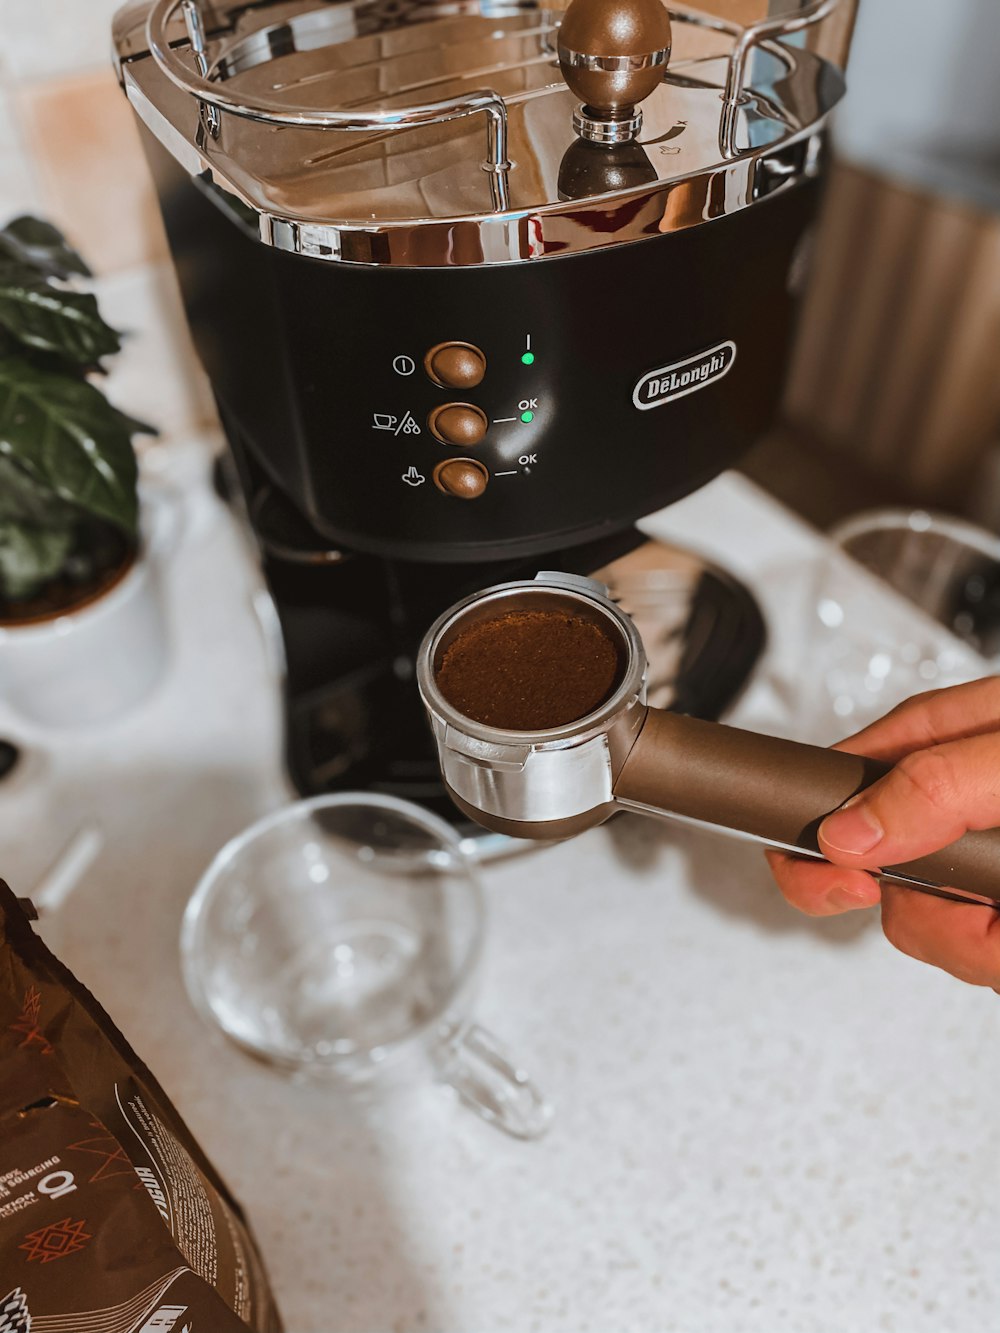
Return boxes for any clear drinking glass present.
[181,794,551,1140]
[801,509,1000,743]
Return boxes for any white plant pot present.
[0,496,172,728]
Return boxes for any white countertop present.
[2,445,998,1333]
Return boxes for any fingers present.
[817,731,1000,871]
[765,850,881,917]
[766,856,1000,985]
[881,884,1000,987]
[833,676,1000,763]
[764,681,1000,984]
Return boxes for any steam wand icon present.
[402,466,426,486]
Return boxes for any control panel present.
[375,335,541,506]
[425,343,491,499]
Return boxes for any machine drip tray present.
[593,541,765,718]
[282,540,766,859]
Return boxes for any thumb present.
[818,733,1000,871]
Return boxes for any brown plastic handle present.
[614,709,1000,904]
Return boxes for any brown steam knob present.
[558,0,671,140]
[434,458,489,500]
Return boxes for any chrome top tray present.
[114,0,846,265]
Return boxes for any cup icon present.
[373,413,397,431]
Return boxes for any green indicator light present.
[521,351,535,365]
[521,410,534,423]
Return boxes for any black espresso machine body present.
[114,0,847,826]
[134,151,821,564]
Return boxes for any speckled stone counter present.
[2,446,997,1333]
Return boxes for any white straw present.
[32,824,105,915]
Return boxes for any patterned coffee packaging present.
[0,881,282,1332]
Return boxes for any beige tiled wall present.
[0,0,217,443]
[783,162,1000,511]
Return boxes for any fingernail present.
[820,799,884,856]
[826,883,880,912]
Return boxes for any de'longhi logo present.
[633,341,737,411]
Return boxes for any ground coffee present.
[435,607,622,730]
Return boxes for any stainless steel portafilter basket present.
[418,574,1000,906]
[418,574,648,839]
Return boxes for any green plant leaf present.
[0,453,80,527]
[0,259,121,364]
[0,356,138,534]
[0,519,74,601]
[0,215,91,280]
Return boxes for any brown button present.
[434,458,489,500]
[427,402,488,448]
[424,342,487,389]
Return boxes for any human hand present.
[767,678,1000,987]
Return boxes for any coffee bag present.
[0,880,282,1332]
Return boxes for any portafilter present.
[417,574,1000,905]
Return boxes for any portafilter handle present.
[614,708,1000,904]
[558,0,672,144]
[418,572,1000,906]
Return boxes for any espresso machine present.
[114,0,848,835]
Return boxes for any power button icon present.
[393,355,416,376]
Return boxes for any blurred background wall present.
[763,0,1000,526]
[0,0,997,527]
